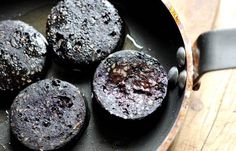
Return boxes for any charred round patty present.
[10,79,87,150]
[0,20,48,91]
[93,50,168,120]
[46,0,124,67]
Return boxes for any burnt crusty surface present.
[46,0,124,67]
[0,20,48,91]
[93,50,168,120]
[10,79,87,151]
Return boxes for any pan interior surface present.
[0,0,185,151]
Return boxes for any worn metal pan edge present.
[158,0,193,151]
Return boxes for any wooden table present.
[168,0,236,150]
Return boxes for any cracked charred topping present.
[0,20,48,91]
[93,50,168,120]
[46,0,124,68]
[10,79,87,151]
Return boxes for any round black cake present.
[93,50,168,120]
[10,79,87,150]
[46,0,124,68]
[0,20,48,92]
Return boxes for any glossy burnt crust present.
[93,50,168,120]
[10,79,87,151]
[0,20,48,91]
[46,0,124,68]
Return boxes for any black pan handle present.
[193,29,236,90]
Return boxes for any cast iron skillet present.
[2,0,235,151]
[0,0,186,150]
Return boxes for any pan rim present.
[157,0,193,151]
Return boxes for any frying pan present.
[1,0,235,151]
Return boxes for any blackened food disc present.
[10,79,87,150]
[46,0,124,68]
[0,20,48,91]
[93,50,168,120]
